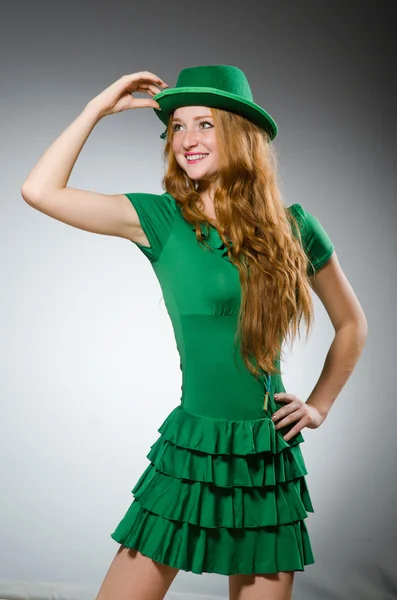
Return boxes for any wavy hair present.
[161,107,315,379]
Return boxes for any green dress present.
[111,192,335,575]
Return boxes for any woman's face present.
[171,106,219,185]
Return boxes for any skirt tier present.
[111,405,315,575]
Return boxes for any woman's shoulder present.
[124,191,177,208]
[161,191,178,210]
[286,202,335,274]
[286,202,305,219]
[123,191,179,263]
[286,202,330,234]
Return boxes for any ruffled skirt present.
[110,405,315,575]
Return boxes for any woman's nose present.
[183,128,199,148]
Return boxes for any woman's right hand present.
[86,71,169,118]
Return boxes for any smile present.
[186,154,209,164]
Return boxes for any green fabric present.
[289,203,335,276]
[111,192,334,574]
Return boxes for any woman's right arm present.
[20,72,169,241]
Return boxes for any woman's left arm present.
[273,251,368,441]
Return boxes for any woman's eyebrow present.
[172,115,213,122]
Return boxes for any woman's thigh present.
[229,571,295,600]
[95,544,180,600]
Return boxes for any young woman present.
[21,66,367,600]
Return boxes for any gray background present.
[1,1,396,599]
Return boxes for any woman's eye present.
[172,120,213,132]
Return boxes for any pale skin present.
[21,71,368,600]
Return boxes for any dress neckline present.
[178,203,232,262]
[163,192,233,262]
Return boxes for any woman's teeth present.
[186,153,209,163]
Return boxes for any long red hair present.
[161,107,315,378]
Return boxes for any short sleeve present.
[288,203,335,276]
[124,192,177,263]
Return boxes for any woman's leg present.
[229,571,295,600]
[95,544,180,600]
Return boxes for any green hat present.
[152,64,278,141]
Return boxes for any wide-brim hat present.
[152,65,278,141]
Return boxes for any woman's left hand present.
[271,393,326,442]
